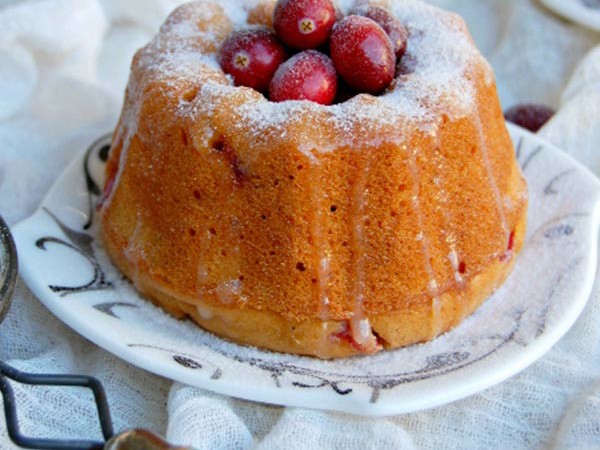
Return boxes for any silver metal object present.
[0,215,17,325]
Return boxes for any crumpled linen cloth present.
[1,0,600,448]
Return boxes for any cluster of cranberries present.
[218,0,408,105]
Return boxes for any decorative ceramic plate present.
[12,124,600,416]
[539,0,600,32]
[0,214,18,324]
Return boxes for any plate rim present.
[12,124,600,416]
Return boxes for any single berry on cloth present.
[218,27,287,93]
[269,50,337,104]
[274,0,336,50]
[350,5,408,58]
[330,15,396,94]
[504,104,555,133]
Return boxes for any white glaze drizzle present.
[350,151,368,344]
[431,133,464,286]
[407,149,442,340]
[431,131,469,331]
[349,150,380,351]
[308,152,332,321]
[474,115,509,241]
[215,279,242,304]
[124,213,144,290]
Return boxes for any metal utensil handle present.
[0,215,114,449]
[0,361,114,449]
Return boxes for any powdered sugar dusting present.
[336,0,359,15]
[121,0,488,150]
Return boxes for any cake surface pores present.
[100,0,528,359]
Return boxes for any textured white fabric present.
[1,0,600,448]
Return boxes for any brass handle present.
[104,429,192,450]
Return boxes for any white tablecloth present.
[1,0,600,448]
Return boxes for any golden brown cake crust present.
[102,210,525,359]
[100,0,529,358]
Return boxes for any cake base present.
[102,210,526,359]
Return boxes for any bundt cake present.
[99,0,528,359]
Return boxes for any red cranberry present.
[504,104,555,133]
[218,28,287,93]
[330,15,396,94]
[507,230,516,251]
[350,5,408,58]
[269,50,337,105]
[499,230,517,262]
[273,0,336,50]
